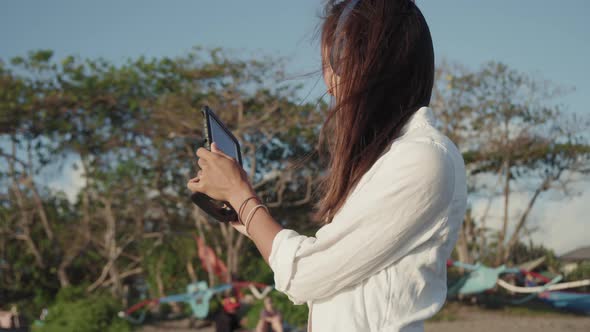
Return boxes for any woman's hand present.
[188,143,283,261]
[187,142,250,202]
[187,142,257,236]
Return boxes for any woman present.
[187,0,467,331]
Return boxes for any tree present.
[433,61,590,265]
[0,47,326,312]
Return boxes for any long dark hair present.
[315,0,435,224]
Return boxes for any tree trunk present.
[109,264,123,297]
[59,189,92,287]
[193,208,216,287]
[156,255,165,298]
[496,158,511,265]
[456,213,473,265]
[88,198,124,294]
[11,181,45,268]
[22,176,54,242]
[186,260,197,283]
[57,266,71,287]
[503,176,552,262]
[223,223,234,280]
[233,232,245,276]
[15,232,45,268]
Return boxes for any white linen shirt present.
[268,107,467,332]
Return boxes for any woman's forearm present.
[228,185,283,264]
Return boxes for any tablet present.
[191,106,243,222]
[203,106,243,166]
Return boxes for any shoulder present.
[386,124,463,176]
[341,122,463,206]
[355,126,461,203]
[345,133,455,204]
[384,134,455,179]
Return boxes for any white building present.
[560,246,590,275]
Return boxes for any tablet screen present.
[209,115,240,161]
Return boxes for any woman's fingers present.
[196,144,234,165]
[197,157,207,169]
[196,147,213,158]
[187,179,203,193]
[211,142,225,155]
[197,145,228,164]
[190,143,246,202]
[211,142,235,161]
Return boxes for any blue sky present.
[1,0,589,254]
[1,0,589,112]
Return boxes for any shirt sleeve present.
[268,140,456,304]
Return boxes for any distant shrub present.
[35,286,131,332]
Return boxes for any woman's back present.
[269,107,467,331]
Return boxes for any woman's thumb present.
[211,142,220,153]
[211,142,226,156]
[211,142,233,160]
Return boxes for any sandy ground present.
[140,320,215,332]
[139,307,590,332]
[423,307,590,332]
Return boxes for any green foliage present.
[434,60,590,266]
[141,235,197,297]
[1,45,323,323]
[36,287,131,332]
[508,241,560,271]
[53,284,91,303]
[2,45,588,328]
[238,243,274,284]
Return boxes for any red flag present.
[196,236,228,280]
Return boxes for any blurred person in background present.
[255,297,283,332]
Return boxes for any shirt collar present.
[399,106,436,136]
